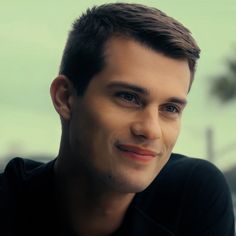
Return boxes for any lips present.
[116,144,158,157]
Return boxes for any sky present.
[0,0,236,170]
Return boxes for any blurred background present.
[0,0,236,222]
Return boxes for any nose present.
[130,107,161,141]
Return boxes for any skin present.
[50,37,190,236]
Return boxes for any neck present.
[54,155,135,236]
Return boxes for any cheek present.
[92,112,129,146]
[76,105,121,147]
[89,100,130,134]
[162,121,181,149]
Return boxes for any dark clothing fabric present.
[0,153,234,236]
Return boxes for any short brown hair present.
[59,3,200,95]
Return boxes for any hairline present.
[96,34,193,92]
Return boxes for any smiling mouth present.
[116,144,158,163]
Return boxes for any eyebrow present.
[106,81,149,95]
[166,97,187,107]
[106,81,187,106]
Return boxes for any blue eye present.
[115,92,141,105]
[164,104,180,113]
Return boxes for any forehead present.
[92,36,190,99]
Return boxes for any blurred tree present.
[207,53,236,163]
[209,53,236,205]
[210,57,236,102]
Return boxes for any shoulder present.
[0,157,54,202]
[0,157,46,187]
[162,153,228,187]
[2,157,44,176]
[0,158,56,235]
[134,153,235,235]
[140,153,231,203]
[0,158,44,229]
[156,153,232,208]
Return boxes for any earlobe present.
[50,75,74,120]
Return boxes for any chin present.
[107,172,156,194]
[119,181,153,194]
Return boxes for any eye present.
[115,91,141,106]
[165,105,179,113]
[162,104,180,113]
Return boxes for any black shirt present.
[0,153,234,235]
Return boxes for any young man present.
[0,3,234,236]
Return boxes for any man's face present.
[68,37,190,193]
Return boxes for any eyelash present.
[162,104,181,114]
[115,91,142,106]
[114,91,181,114]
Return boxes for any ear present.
[50,75,75,120]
